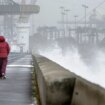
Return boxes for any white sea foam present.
[39,47,105,88]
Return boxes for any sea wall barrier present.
[32,54,105,105]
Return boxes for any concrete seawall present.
[32,54,105,105]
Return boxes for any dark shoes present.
[1,73,6,79]
[0,75,6,79]
[1,76,6,79]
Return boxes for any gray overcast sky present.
[34,0,105,27]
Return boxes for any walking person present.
[0,36,10,79]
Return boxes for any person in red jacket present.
[0,36,10,79]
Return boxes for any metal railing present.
[8,52,25,63]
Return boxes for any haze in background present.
[31,0,105,88]
[34,0,105,27]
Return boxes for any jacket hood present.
[0,36,5,42]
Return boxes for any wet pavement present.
[0,54,33,105]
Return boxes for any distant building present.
[16,22,30,53]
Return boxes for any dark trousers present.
[0,58,7,77]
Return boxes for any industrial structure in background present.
[0,0,39,53]
[30,8,105,62]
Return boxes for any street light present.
[60,6,66,37]
[60,6,65,26]
[65,9,70,37]
[64,9,70,25]
[82,4,88,28]
[74,15,78,30]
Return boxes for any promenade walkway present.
[0,54,33,105]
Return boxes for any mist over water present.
[39,45,105,88]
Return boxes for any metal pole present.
[65,9,70,26]
[60,6,65,37]
[60,6,64,28]
[65,9,70,37]
[74,15,78,30]
[82,4,88,28]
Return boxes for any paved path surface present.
[0,54,33,105]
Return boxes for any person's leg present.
[0,58,3,78]
[1,58,7,77]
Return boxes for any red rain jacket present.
[0,36,10,58]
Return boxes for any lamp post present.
[74,15,78,30]
[64,9,70,26]
[60,6,65,37]
[65,9,70,37]
[82,4,88,28]
[60,6,65,25]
